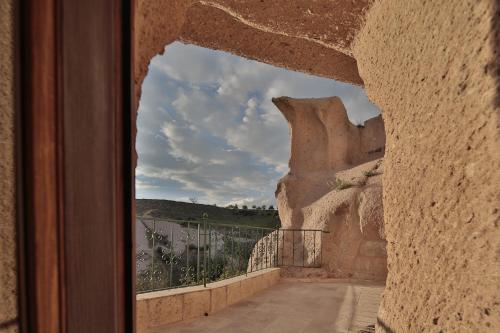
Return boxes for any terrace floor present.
[149,279,384,333]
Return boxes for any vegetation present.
[136,199,280,228]
[136,237,251,292]
[135,216,274,293]
[329,178,355,191]
[363,170,380,177]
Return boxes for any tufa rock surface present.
[134,0,372,103]
[353,0,500,331]
[270,96,387,281]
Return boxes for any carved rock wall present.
[353,0,500,331]
[134,0,371,102]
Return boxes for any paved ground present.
[149,280,384,333]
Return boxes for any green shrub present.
[329,178,355,190]
[363,170,380,177]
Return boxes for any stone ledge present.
[136,268,281,332]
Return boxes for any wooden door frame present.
[18,0,135,332]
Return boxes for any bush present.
[363,170,380,177]
[329,178,355,190]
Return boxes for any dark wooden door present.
[20,0,135,332]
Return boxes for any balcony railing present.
[136,217,327,294]
[248,229,327,271]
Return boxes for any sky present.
[135,42,380,207]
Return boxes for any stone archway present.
[133,1,500,332]
[133,0,370,102]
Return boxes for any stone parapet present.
[136,268,281,332]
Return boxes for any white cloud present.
[135,180,160,190]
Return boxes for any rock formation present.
[353,1,500,331]
[273,97,384,177]
[248,97,387,281]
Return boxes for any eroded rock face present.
[272,97,387,280]
[353,1,500,331]
[320,159,387,280]
[273,97,384,177]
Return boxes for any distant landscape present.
[136,199,281,229]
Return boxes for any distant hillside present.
[136,199,281,228]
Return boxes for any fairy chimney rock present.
[272,96,385,175]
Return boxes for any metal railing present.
[136,217,277,293]
[247,229,327,271]
[136,217,328,294]
[278,229,326,267]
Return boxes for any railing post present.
[249,229,253,273]
[264,231,267,268]
[254,230,257,271]
[222,227,227,275]
[231,226,235,276]
[266,232,269,268]
[151,219,156,291]
[170,226,174,288]
[274,229,280,267]
[313,231,316,267]
[282,230,285,266]
[203,214,207,287]
[186,222,190,283]
[214,229,218,279]
[208,223,211,284]
[260,229,265,269]
[245,228,249,276]
[196,223,200,284]
[237,226,241,274]
[320,230,323,267]
[303,230,306,267]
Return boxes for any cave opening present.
[134,39,387,331]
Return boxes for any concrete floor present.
[149,280,384,333]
